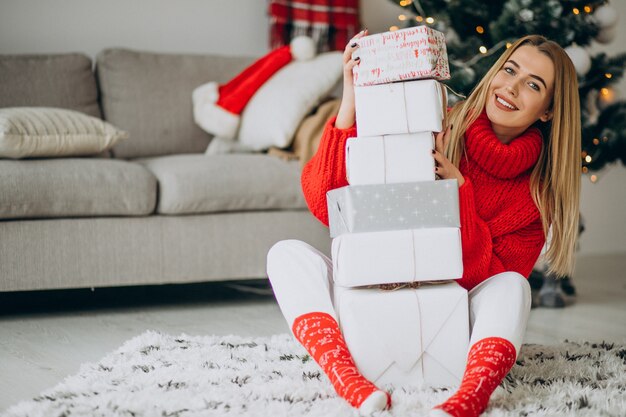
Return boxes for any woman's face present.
[485,45,555,141]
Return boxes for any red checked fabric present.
[269,0,360,52]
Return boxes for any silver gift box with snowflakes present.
[326,179,459,238]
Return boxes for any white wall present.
[0,0,270,58]
[1,0,625,255]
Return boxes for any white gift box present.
[346,133,435,185]
[355,79,447,137]
[332,227,463,287]
[351,26,450,86]
[334,281,469,387]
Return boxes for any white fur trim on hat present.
[290,36,316,61]
[192,82,240,140]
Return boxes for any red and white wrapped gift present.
[345,132,435,185]
[355,79,447,137]
[332,227,463,287]
[334,281,469,388]
[352,26,450,87]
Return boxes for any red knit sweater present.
[301,111,546,290]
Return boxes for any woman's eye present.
[528,82,540,91]
[504,67,515,75]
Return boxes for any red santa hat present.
[193,36,316,140]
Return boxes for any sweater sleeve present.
[301,116,356,226]
[456,177,546,290]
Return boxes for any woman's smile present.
[494,94,519,111]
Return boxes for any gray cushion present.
[96,49,255,159]
[0,159,157,219]
[136,154,307,214]
[0,53,101,118]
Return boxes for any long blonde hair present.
[445,35,581,277]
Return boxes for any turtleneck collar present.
[463,111,543,179]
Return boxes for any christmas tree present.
[388,0,626,180]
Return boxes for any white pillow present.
[0,107,128,159]
[206,51,343,154]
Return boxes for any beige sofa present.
[0,49,331,292]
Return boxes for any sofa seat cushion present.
[0,159,157,219]
[136,154,307,215]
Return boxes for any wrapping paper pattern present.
[352,26,450,86]
[327,179,460,238]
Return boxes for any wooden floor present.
[1,252,624,411]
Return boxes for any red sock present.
[434,337,517,417]
[292,312,390,410]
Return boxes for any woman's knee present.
[268,239,306,263]
[266,239,329,277]
[472,271,531,306]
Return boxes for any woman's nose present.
[505,83,518,97]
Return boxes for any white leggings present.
[267,239,532,356]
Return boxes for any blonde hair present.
[445,35,581,277]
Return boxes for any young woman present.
[267,33,581,417]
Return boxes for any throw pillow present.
[192,37,341,154]
[0,107,128,159]
[237,51,343,151]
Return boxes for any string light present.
[399,14,407,21]
[584,5,592,13]
[590,174,598,183]
[573,7,580,15]
[603,136,609,142]
[585,155,592,163]
[425,17,435,24]
[600,87,610,96]
[479,46,488,54]
[399,0,410,6]
[593,138,600,145]
[605,73,613,79]
[506,42,512,48]
[416,16,424,22]
[582,167,589,173]
[582,151,588,158]
[390,25,399,31]
[476,26,485,34]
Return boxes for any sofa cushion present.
[0,53,101,118]
[0,159,157,219]
[136,154,307,214]
[96,49,254,159]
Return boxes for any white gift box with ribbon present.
[332,227,463,287]
[355,79,447,137]
[346,133,435,185]
[334,281,469,387]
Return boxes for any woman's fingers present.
[343,30,367,62]
[435,131,444,154]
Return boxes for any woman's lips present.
[494,94,518,111]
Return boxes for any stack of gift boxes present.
[326,26,469,388]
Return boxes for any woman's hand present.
[335,29,368,129]
[433,125,465,186]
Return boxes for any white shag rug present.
[4,331,625,417]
